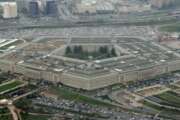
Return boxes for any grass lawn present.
[140,91,180,119]
[167,85,180,90]
[0,108,9,114]
[142,100,180,116]
[0,40,23,51]
[0,108,11,120]
[154,91,180,108]
[21,113,50,120]
[0,114,12,120]
[142,100,180,120]
[50,86,115,107]
[111,83,126,91]
[159,22,180,32]
[36,104,106,118]
[0,80,23,93]
[142,100,162,111]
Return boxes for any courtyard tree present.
[99,46,108,54]
[73,46,79,54]
[65,46,72,54]
[111,48,117,56]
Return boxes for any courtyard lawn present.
[0,80,24,94]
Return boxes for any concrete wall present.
[15,64,42,79]
[89,72,119,90]
[138,65,167,80]
[122,70,139,82]
[61,73,91,89]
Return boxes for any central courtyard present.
[64,45,118,60]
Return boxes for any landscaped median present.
[0,80,26,95]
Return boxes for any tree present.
[73,46,79,54]
[73,45,83,54]
[111,48,117,56]
[104,46,108,54]
[99,46,104,54]
[78,45,83,53]
[15,98,32,111]
[99,46,108,54]
[65,46,72,55]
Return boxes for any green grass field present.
[141,91,180,119]
[0,108,11,120]
[154,91,180,108]
[0,80,23,93]
[141,100,180,120]
[21,113,50,120]
[159,22,180,32]
[167,85,180,90]
[50,87,114,107]
[0,114,12,120]
[0,40,23,51]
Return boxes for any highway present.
[0,16,178,32]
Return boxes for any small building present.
[96,2,114,14]
[76,3,96,14]
[75,0,115,15]
[28,1,40,17]
[45,0,58,16]
[0,2,18,19]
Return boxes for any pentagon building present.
[0,36,180,90]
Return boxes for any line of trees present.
[65,45,117,59]
[65,46,83,54]
[66,46,116,55]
